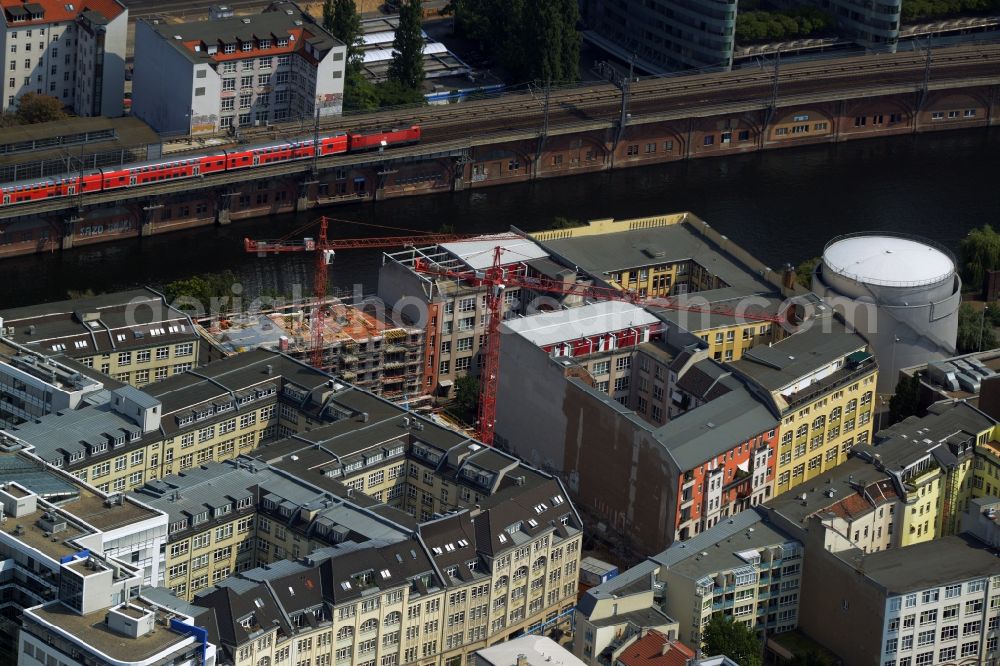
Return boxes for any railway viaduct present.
[0,43,998,258]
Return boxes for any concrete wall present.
[494,330,571,472]
[100,11,128,117]
[132,21,195,134]
[314,43,346,117]
[796,521,885,665]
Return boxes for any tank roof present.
[823,234,954,288]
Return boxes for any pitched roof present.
[616,630,696,666]
[1,0,125,26]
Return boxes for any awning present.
[438,379,454,388]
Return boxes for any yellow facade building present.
[531,213,799,363]
[730,316,878,496]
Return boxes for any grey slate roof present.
[730,320,869,392]
[539,225,774,300]
[834,534,1000,595]
[652,383,777,470]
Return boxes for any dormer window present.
[224,42,235,54]
[277,37,288,47]
[241,41,252,52]
[259,39,271,49]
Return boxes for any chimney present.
[660,641,671,656]
[516,655,528,666]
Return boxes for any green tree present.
[958,224,1000,292]
[702,616,762,666]
[788,651,834,666]
[888,373,921,426]
[956,302,998,353]
[16,93,66,124]
[523,1,563,83]
[344,69,380,111]
[551,216,582,229]
[795,256,820,289]
[556,0,581,82]
[388,0,425,91]
[376,79,426,107]
[454,375,480,417]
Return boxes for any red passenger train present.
[0,125,421,206]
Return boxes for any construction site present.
[198,298,428,406]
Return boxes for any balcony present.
[783,358,876,411]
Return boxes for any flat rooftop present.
[29,600,192,663]
[0,117,158,171]
[502,301,661,347]
[538,222,774,299]
[651,508,796,582]
[476,636,587,666]
[730,319,870,393]
[839,534,1000,594]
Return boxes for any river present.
[2,127,998,308]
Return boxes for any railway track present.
[172,43,999,153]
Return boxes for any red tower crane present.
[412,247,787,445]
[248,219,787,445]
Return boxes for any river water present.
[2,127,998,308]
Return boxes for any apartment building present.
[575,508,803,658]
[767,456,905,553]
[730,315,879,496]
[0,287,206,388]
[132,1,346,135]
[502,301,663,405]
[496,305,780,552]
[0,0,127,116]
[798,529,1000,666]
[531,214,791,363]
[172,453,582,666]
[379,236,551,399]
[1,349,333,495]
[861,399,994,544]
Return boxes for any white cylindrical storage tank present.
[812,233,961,393]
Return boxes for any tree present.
[956,302,998,353]
[788,651,834,666]
[795,256,820,289]
[958,224,1000,293]
[454,375,480,418]
[16,93,66,124]
[702,616,762,666]
[556,0,581,83]
[325,0,363,65]
[523,1,563,83]
[550,216,582,229]
[888,373,921,426]
[387,0,425,91]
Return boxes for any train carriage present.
[348,125,421,152]
[0,124,420,207]
[1,173,80,204]
[101,156,201,190]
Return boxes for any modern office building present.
[581,0,899,75]
[0,0,128,116]
[798,531,1000,666]
[0,287,205,388]
[581,0,738,72]
[132,0,346,135]
[0,339,106,428]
